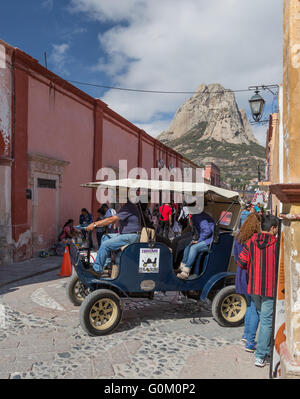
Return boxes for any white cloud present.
[68,0,145,23]
[70,0,283,140]
[49,43,70,75]
[252,124,268,147]
[136,119,172,137]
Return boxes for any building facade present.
[262,0,300,378]
[0,39,197,264]
[203,162,221,187]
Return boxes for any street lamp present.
[249,88,265,122]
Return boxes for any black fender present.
[89,280,130,300]
[200,272,236,300]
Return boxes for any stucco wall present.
[281,0,300,378]
[141,140,155,175]
[0,45,11,158]
[102,117,139,172]
[283,0,300,184]
[0,43,13,264]
[27,76,94,234]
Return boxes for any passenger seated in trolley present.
[176,200,215,280]
[85,199,141,277]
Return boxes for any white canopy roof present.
[81,178,241,202]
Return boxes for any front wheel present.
[66,273,90,306]
[80,289,123,336]
[212,285,247,327]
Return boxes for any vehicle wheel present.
[66,273,90,306]
[80,289,122,336]
[212,285,247,327]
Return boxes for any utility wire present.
[66,79,269,95]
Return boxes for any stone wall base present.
[280,342,300,379]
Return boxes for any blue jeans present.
[252,295,275,360]
[93,233,139,272]
[182,241,209,270]
[243,294,259,345]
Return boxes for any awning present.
[81,178,241,202]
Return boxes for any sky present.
[0,0,283,146]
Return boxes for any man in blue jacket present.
[177,211,215,279]
[79,208,93,246]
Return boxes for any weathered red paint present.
[11,62,31,260]
[92,100,105,217]
[0,133,5,156]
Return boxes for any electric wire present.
[66,79,279,95]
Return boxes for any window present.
[37,178,56,189]
[219,211,232,226]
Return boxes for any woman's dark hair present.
[63,219,74,228]
[261,214,279,232]
[97,207,106,216]
[81,208,88,213]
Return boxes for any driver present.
[85,200,141,276]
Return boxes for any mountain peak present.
[159,83,257,145]
[158,83,265,187]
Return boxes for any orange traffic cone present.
[58,246,72,277]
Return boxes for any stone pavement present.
[0,255,62,288]
[0,261,270,380]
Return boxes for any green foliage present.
[160,126,266,187]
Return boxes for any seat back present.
[139,227,156,243]
[192,232,234,278]
[120,228,156,251]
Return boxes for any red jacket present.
[237,232,277,298]
[159,205,172,221]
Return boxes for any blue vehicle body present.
[74,231,235,300]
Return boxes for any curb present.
[0,265,61,289]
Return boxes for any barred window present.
[37,178,56,189]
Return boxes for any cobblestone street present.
[0,267,269,379]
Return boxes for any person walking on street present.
[233,213,261,353]
[237,214,279,367]
[79,208,93,230]
[79,208,93,248]
[254,202,261,213]
[152,204,160,231]
[239,203,251,228]
[158,203,172,239]
[177,202,190,231]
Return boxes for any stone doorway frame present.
[28,153,69,253]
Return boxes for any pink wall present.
[102,117,139,171]
[141,140,154,175]
[27,76,94,229]
[36,187,57,250]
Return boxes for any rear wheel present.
[212,285,247,327]
[66,273,90,306]
[80,289,122,336]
